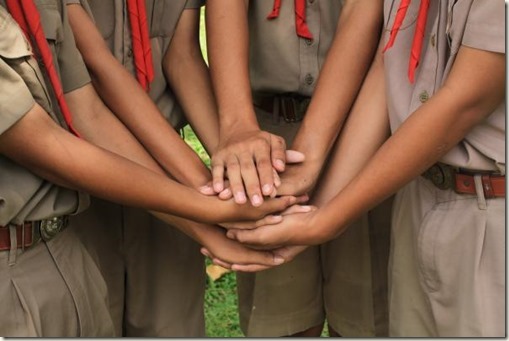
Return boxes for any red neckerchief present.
[267,0,313,40]
[383,0,430,83]
[6,0,81,137]
[126,0,154,91]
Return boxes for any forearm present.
[311,46,389,206]
[164,9,219,154]
[206,0,258,133]
[291,0,383,168]
[67,4,211,188]
[65,84,164,174]
[152,211,225,246]
[315,46,505,240]
[0,104,224,223]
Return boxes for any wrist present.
[218,109,259,136]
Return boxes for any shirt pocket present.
[0,8,33,59]
[37,0,65,47]
[148,0,186,37]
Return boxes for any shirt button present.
[309,0,315,3]
[127,49,133,58]
[305,38,313,46]
[305,74,314,85]
[419,91,429,103]
[430,34,436,47]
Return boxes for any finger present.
[272,167,281,188]
[220,214,283,230]
[198,182,216,196]
[254,148,275,197]
[218,187,233,200]
[273,245,308,263]
[227,227,285,249]
[225,155,247,204]
[238,152,264,207]
[295,194,310,204]
[230,264,272,272]
[285,150,305,164]
[210,158,226,193]
[280,205,314,216]
[211,258,233,270]
[201,247,212,258]
[270,135,287,172]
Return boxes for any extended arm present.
[228,45,505,248]
[66,4,211,191]
[277,0,383,196]
[63,80,301,270]
[0,103,298,225]
[206,0,288,205]
[163,8,219,154]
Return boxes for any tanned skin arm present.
[226,45,505,251]
[206,0,288,206]
[277,0,384,196]
[163,8,219,154]
[67,4,211,191]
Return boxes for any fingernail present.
[275,159,285,170]
[199,185,214,195]
[226,231,235,239]
[234,192,247,204]
[262,184,272,195]
[251,194,262,207]
[213,182,223,193]
[274,256,285,265]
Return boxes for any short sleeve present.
[185,0,205,9]
[462,0,505,54]
[0,9,36,135]
[57,1,91,93]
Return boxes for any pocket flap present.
[0,9,32,59]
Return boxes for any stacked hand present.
[195,129,326,272]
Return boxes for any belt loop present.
[272,97,280,125]
[8,225,17,266]
[21,224,25,252]
[474,175,487,210]
[481,175,495,198]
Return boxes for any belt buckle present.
[424,163,455,190]
[39,216,68,242]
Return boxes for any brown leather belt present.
[0,223,36,251]
[0,216,69,252]
[254,94,310,123]
[422,163,505,198]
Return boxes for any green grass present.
[204,263,244,337]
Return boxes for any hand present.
[202,245,309,272]
[204,149,306,200]
[211,129,287,206]
[275,160,322,197]
[219,203,314,230]
[199,229,290,272]
[225,209,330,249]
[217,194,310,224]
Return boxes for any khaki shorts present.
[236,108,391,337]
[389,176,505,337]
[0,224,115,337]
[71,198,206,337]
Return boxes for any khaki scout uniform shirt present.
[0,1,91,226]
[383,0,505,173]
[72,0,203,130]
[247,0,343,98]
